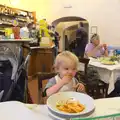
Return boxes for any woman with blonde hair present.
[85,34,108,58]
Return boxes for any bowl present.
[47,92,95,118]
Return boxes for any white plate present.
[47,92,95,118]
[48,110,66,120]
[48,109,94,120]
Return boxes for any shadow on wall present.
[52,16,89,51]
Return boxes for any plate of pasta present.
[47,92,95,118]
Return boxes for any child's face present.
[57,60,77,78]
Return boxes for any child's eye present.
[65,68,69,70]
[73,68,76,71]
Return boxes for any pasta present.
[56,98,85,113]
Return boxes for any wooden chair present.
[36,72,56,104]
[77,57,108,99]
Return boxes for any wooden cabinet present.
[27,47,54,77]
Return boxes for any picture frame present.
[91,26,97,34]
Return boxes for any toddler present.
[44,51,85,96]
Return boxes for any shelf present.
[0,13,33,22]
[0,13,15,18]
[0,38,33,43]
[0,23,13,27]
[0,4,36,28]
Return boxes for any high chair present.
[36,72,56,104]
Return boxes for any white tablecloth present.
[1,98,120,120]
[88,57,120,94]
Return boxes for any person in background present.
[51,26,60,55]
[75,22,88,57]
[27,22,40,46]
[65,35,69,50]
[85,34,108,58]
[51,25,60,56]
[44,51,85,96]
[27,22,33,38]
[27,22,39,38]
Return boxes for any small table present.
[89,57,120,94]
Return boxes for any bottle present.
[20,27,29,39]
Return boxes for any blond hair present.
[90,34,100,43]
[54,51,79,71]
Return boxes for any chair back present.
[37,72,56,104]
[79,57,90,79]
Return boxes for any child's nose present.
[68,70,76,77]
[68,70,73,74]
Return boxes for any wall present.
[1,0,120,46]
[0,0,52,20]
[56,22,65,51]
[49,0,120,46]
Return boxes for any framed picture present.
[91,26,97,34]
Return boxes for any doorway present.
[52,16,89,51]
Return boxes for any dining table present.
[86,57,120,94]
[1,97,120,120]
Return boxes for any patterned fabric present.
[75,66,100,85]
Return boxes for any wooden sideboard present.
[24,47,54,77]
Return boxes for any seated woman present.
[85,34,108,58]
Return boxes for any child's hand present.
[61,74,72,85]
[73,83,85,92]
